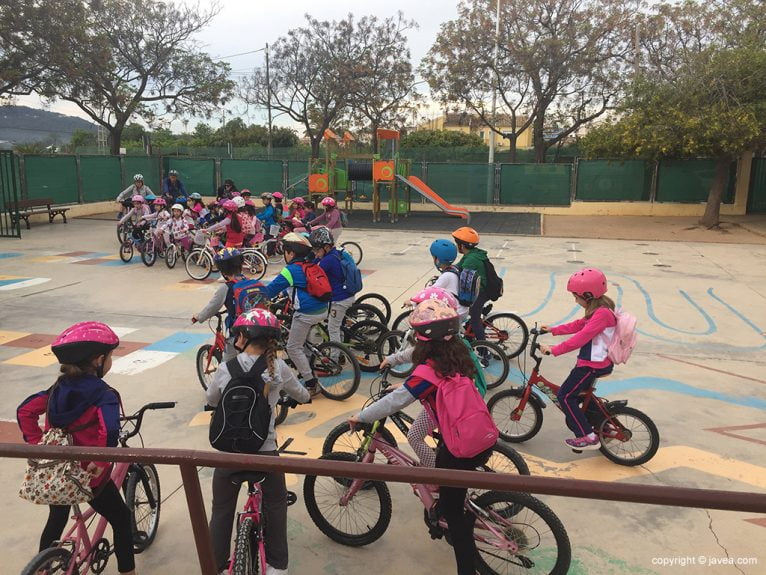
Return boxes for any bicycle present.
[185,232,268,281]
[119,224,152,263]
[487,327,660,466]
[196,311,227,392]
[393,299,529,360]
[116,200,135,243]
[303,374,571,575]
[354,292,392,325]
[139,229,168,267]
[21,402,176,575]
[224,438,306,575]
[165,232,190,269]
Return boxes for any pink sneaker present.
[565,434,600,451]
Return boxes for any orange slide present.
[398,175,471,223]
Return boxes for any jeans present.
[468,288,489,341]
[286,310,326,382]
[209,453,288,571]
[557,364,614,436]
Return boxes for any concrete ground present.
[0,216,765,574]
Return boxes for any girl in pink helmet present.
[539,268,617,450]
[118,194,150,227]
[205,199,245,248]
[309,196,343,242]
[17,323,138,575]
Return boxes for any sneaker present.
[479,355,490,368]
[565,433,600,451]
[305,378,322,397]
[265,566,288,575]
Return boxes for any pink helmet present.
[192,203,203,213]
[222,199,238,212]
[245,199,256,207]
[231,308,281,340]
[409,286,458,310]
[567,268,608,300]
[51,322,120,364]
[131,194,146,203]
[153,197,166,206]
[409,299,460,341]
[292,197,305,205]
[321,196,336,207]
[272,192,284,200]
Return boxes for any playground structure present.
[302,128,470,224]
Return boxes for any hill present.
[0,105,97,145]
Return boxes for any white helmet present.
[232,196,246,209]
[133,173,144,182]
[171,203,184,212]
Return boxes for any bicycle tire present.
[321,421,399,465]
[484,312,529,359]
[232,516,260,575]
[471,340,510,390]
[344,319,388,372]
[165,244,177,269]
[117,222,129,243]
[259,238,284,265]
[598,406,660,466]
[391,310,412,332]
[345,302,386,326]
[119,241,133,262]
[340,241,363,265]
[303,452,392,547]
[310,341,361,400]
[470,490,571,575]
[141,238,156,267]
[355,293,392,325]
[487,388,544,443]
[125,463,161,552]
[20,547,73,575]
[241,249,268,281]
[274,400,289,427]
[376,330,414,379]
[196,344,222,392]
[185,248,213,280]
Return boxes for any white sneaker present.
[266,566,288,575]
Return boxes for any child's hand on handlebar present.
[539,325,550,334]
[191,316,198,324]
[347,414,361,431]
[538,344,552,355]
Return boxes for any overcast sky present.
[16,0,461,131]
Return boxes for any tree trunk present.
[699,157,730,229]
[371,121,379,154]
[109,127,123,156]
[310,136,321,158]
[533,115,546,163]
[509,136,517,164]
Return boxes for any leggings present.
[407,409,436,468]
[40,480,135,573]
[557,364,614,436]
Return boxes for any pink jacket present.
[309,208,341,230]
[550,307,617,369]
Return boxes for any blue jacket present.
[162,178,187,200]
[260,259,327,314]
[256,205,276,228]
[317,248,354,302]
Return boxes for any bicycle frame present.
[203,313,227,376]
[229,485,267,575]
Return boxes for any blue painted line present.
[0,277,29,287]
[520,272,556,318]
[100,259,140,266]
[0,252,23,259]
[707,288,765,336]
[144,332,210,353]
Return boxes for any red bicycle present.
[487,327,659,466]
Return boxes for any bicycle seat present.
[230,471,267,486]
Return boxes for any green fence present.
[23,156,79,203]
[123,157,161,192]
[80,156,122,203]
[165,158,215,198]
[423,163,491,204]
[655,159,736,203]
[575,160,651,202]
[499,164,571,205]
[221,160,284,194]
[749,158,766,214]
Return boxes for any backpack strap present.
[225,355,270,397]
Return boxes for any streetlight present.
[487,0,502,203]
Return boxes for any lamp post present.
[487,0,502,203]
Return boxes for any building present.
[417,112,533,149]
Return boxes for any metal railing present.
[2,443,765,575]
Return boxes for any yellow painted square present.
[25,256,68,263]
[0,330,30,346]
[189,411,213,427]
[0,275,23,281]
[4,346,58,367]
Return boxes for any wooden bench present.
[8,197,70,230]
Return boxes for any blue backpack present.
[225,277,267,329]
[447,266,481,306]
[334,248,362,294]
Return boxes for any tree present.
[271,127,298,148]
[69,129,97,149]
[122,122,146,142]
[36,0,234,154]
[401,129,486,148]
[423,0,635,162]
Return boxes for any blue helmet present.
[429,239,457,267]
[144,193,156,201]
[176,196,188,204]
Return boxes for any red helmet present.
[567,268,608,300]
[51,322,120,364]
[409,299,460,341]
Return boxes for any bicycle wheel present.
[185,248,213,280]
[196,344,222,391]
[310,341,361,400]
[484,312,529,359]
[20,547,73,575]
[345,302,386,326]
[141,238,157,267]
[117,223,128,243]
[598,406,660,466]
[322,421,398,465]
[125,463,161,551]
[340,241,363,265]
[232,516,259,575]
[470,490,571,575]
[241,249,268,281]
[391,309,412,332]
[355,293,391,325]
[376,330,414,378]
[165,244,178,269]
[303,452,392,546]
[259,238,284,265]
[472,340,510,390]
[119,241,133,262]
[344,319,388,372]
[487,388,544,443]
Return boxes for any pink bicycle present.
[21,402,176,575]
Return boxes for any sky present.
[15,0,462,132]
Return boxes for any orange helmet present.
[452,226,480,247]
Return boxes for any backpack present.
[607,308,638,364]
[413,364,498,458]
[484,259,504,302]
[225,278,267,329]
[298,261,333,302]
[209,356,272,454]
[334,249,363,295]
[339,210,348,228]
[447,266,481,306]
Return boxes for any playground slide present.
[396,175,470,223]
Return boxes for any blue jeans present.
[468,288,489,340]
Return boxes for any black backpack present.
[484,259,504,302]
[209,356,272,454]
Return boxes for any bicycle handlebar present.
[120,401,177,443]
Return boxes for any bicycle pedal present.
[286,491,298,506]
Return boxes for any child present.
[349,298,492,575]
[116,174,152,218]
[17,322,136,575]
[309,196,342,243]
[238,197,256,247]
[452,227,489,340]
[162,203,192,254]
[206,309,309,575]
[257,192,277,236]
[539,267,617,450]
[206,199,245,248]
[272,191,285,222]
[428,239,469,322]
[258,232,328,394]
[139,197,169,243]
[303,201,317,222]
[118,194,150,227]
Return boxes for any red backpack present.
[298,262,332,302]
[413,363,498,458]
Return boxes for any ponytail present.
[584,294,615,318]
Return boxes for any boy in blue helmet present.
[428,239,469,322]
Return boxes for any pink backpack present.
[413,364,498,459]
[607,308,638,364]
